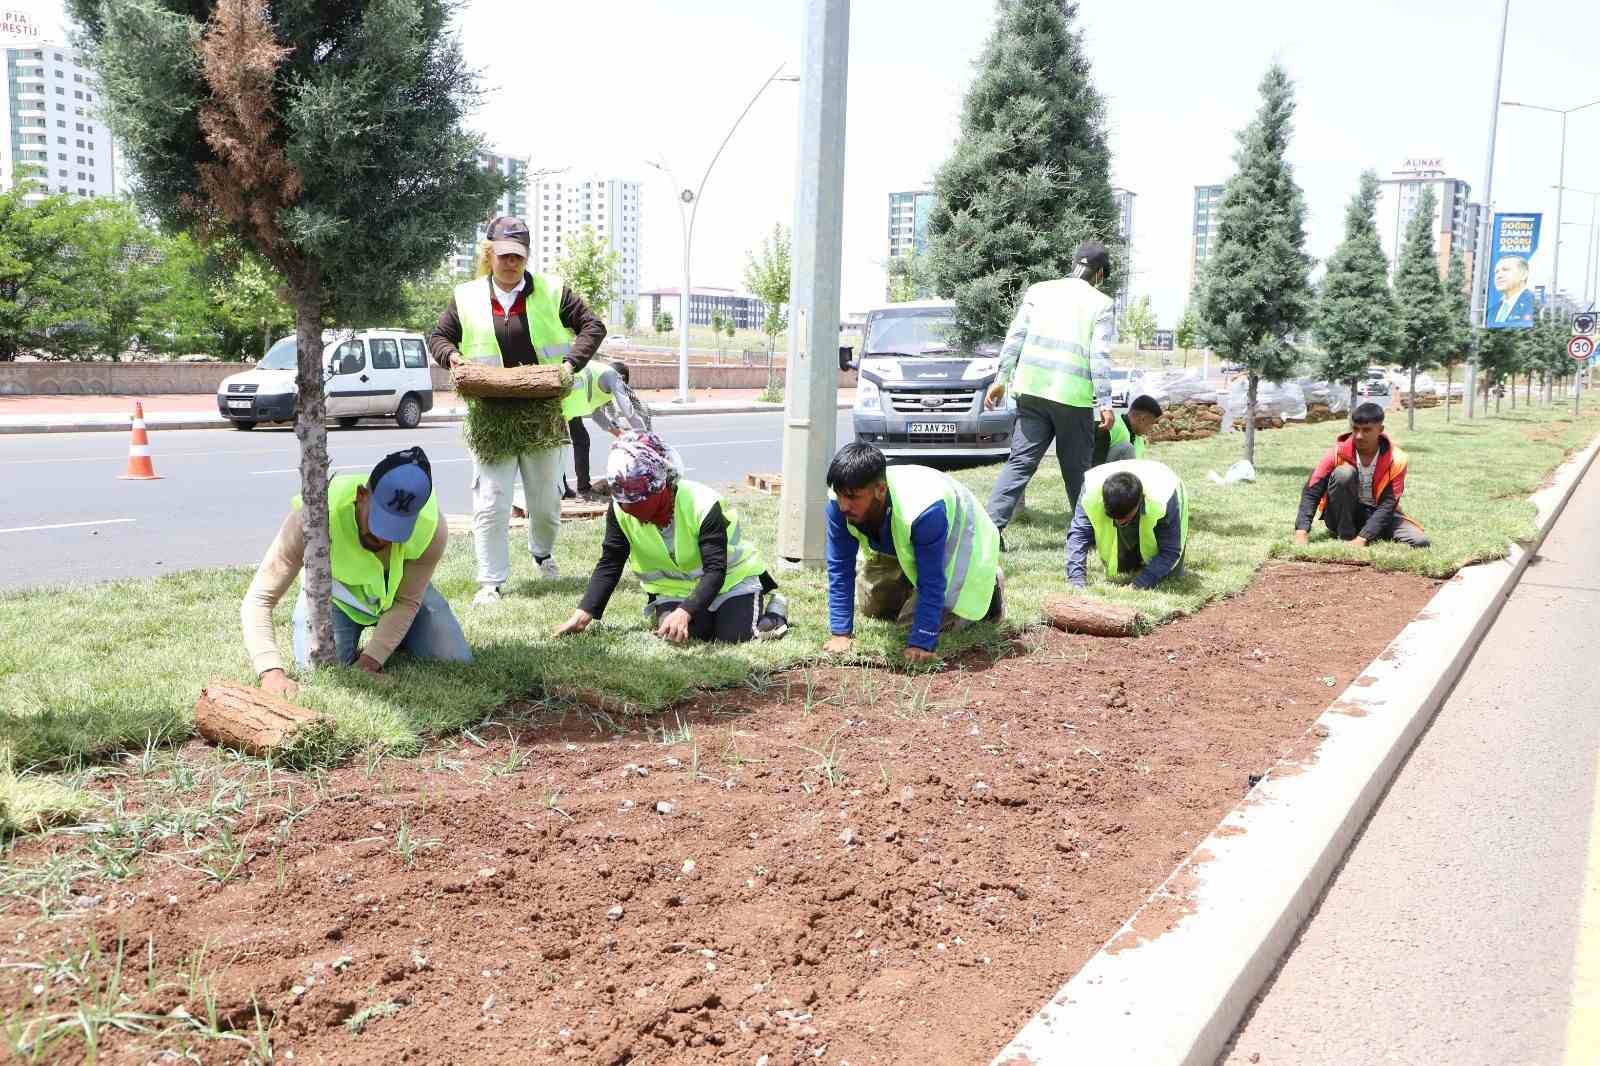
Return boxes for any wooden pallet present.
[746,472,783,495]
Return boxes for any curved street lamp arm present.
[687,61,792,237]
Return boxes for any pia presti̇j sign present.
[1485,213,1542,331]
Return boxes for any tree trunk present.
[1525,372,1532,407]
[1444,366,1452,422]
[292,285,335,666]
[1407,368,1417,431]
[1244,371,1259,463]
[194,681,329,756]
[1510,371,1517,409]
[1042,595,1140,637]
[1348,380,1358,417]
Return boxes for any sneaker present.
[472,584,502,606]
[534,556,560,580]
[755,593,789,640]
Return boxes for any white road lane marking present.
[0,518,136,535]
[251,458,472,475]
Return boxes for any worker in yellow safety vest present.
[554,432,789,644]
[428,215,607,605]
[1065,459,1189,590]
[982,240,1118,547]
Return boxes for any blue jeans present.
[292,584,472,667]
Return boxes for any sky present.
[33,0,1600,326]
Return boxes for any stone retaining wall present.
[0,357,853,396]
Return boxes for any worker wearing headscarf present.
[554,432,788,643]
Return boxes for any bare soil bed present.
[0,563,1437,1065]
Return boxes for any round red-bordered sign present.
[1571,335,1595,362]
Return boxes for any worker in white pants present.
[472,448,564,590]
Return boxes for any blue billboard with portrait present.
[1485,213,1541,330]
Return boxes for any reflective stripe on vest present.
[613,480,766,599]
[293,474,440,627]
[561,361,617,420]
[453,275,574,367]
[1107,414,1146,459]
[1012,278,1111,407]
[1081,459,1188,578]
[841,465,1001,621]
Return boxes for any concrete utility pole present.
[1467,0,1512,420]
[776,0,850,565]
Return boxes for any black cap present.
[1073,240,1112,281]
[486,215,531,257]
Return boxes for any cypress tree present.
[1316,171,1396,413]
[927,0,1118,349]
[70,0,501,663]
[1195,64,1314,463]
[1393,186,1452,430]
[1439,251,1472,422]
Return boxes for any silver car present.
[851,300,1015,461]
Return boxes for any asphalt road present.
[0,410,857,591]
[1222,460,1600,1066]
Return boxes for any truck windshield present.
[258,337,297,370]
[865,310,958,357]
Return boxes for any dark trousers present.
[1321,466,1430,547]
[569,417,591,492]
[648,592,760,644]
[986,394,1096,531]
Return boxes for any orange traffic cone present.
[117,402,162,480]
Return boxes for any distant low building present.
[638,287,768,331]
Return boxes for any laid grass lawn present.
[2,399,1597,832]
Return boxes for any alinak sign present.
[0,6,44,43]
[1394,157,1447,179]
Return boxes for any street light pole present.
[776,0,850,566]
[1467,0,1511,420]
[646,65,799,405]
[1502,98,1600,311]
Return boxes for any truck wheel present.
[395,393,423,429]
[234,420,257,431]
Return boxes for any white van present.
[216,328,436,430]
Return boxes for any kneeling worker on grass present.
[1094,394,1161,465]
[1065,458,1189,590]
[243,447,471,699]
[554,432,788,644]
[823,442,1004,664]
[1294,401,1429,550]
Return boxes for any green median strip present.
[2,401,1596,832]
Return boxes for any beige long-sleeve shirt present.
[241,509,448,676]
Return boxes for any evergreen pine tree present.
[927,0,1118,348]
[1439,251,1471,421]
[1195,64,1315,462]
[70,0,502,663]
[1392,186,1453,430]
[1316,171,1396,413]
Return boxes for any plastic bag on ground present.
[1206,459,1257,485]
[1298,378,1350,413]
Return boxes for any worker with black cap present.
[983,239,1118,544]
[242,447,471,699]
[429,215,608,605]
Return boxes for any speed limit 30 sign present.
[1571,335,1596,362]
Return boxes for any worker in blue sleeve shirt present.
[1065,459,1189,590]
[822,442,1003,663]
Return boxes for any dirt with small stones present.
[0,562,1437,1064]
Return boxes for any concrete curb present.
[0,401,850,435]
[991,430,1600,1066]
